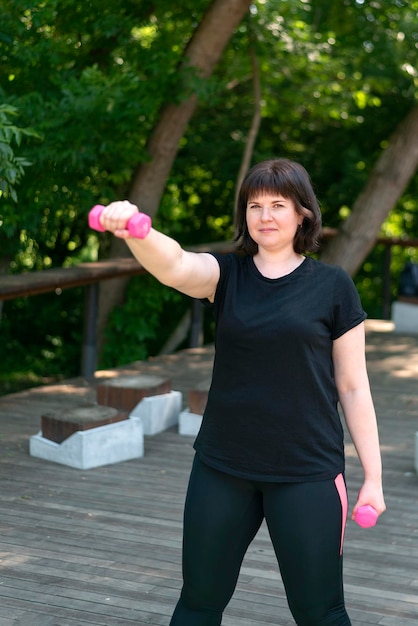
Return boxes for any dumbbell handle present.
[354,505,378,528]
[88,204,152,239]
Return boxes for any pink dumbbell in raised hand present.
[88,204,152,239]
[354,505,378,528]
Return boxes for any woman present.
[97,158,385,625]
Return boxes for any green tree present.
[0,0,417,387]
[0,104,40,258]
[0,104,36,201]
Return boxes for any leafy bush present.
[0,287,84,394]
[99,274,189,368]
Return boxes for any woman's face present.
[245,193,303,253]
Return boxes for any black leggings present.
[170,456,351,626]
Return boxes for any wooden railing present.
[0,234,417,378]
[0,242,235,378]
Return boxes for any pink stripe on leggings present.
[334,473,348,555]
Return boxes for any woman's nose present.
[260,207,272,220]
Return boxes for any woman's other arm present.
[332,322,386,520]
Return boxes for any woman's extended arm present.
[332,322,386,520]
[97,201,220,301]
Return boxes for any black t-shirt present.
[193,254,367,482]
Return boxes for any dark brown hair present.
[234,158,322,255]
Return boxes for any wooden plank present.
[0,258,146,300]
[0,322,417,625]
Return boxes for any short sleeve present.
[200,253,233,313]
[331,268,367,340]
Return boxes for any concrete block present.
[30,416,144,470]
[179,409,203,436]
[130,391,182,435]
[392,301,418,334]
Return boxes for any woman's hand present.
[351,479,386,521]
[98,200,140,238]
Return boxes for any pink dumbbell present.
[354,505,378,528]
[88,204,152,239]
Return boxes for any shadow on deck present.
[0,320,417,626]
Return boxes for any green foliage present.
[0,287,83,394]
[0,0,211,269]
[99,275,188,368]
[0,104,39,201]
[0,103,41,259]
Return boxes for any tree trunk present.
[320,105,418,276]
[97,0,253,360]
[128,0,253,217]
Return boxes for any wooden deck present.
[0,320,417,626]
